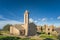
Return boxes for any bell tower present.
[24,10,29,24]
[24,10,29,36]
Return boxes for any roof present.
[14,24,25,30]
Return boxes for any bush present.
[3,24,12,31]
[57,35,60,40]
[43,38,54,40]
[21,38,30,40]
[0,36,21,40]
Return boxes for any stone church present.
[10,10,37,36]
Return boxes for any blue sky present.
[0,0,60,29]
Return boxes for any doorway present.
[20,30,25,36]
[48,32,50,35]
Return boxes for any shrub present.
[21,38,30,40]
[57,35,60,40]
[0,36,21,40]
[43,38,54,40]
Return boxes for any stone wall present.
[10,26,20,35]
[36,25,57,35]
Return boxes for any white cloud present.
[0,20,23,29]
[38,18,47,22]
[0,15,8,20]
[4,9,20,19]
[29,18,38,23]
[57,16,60,19]
[54,23,60,27]
[34,20,38,23]
[29,18,34,23]
[0,14,23,29]
[0,15,3,18]
[0,15,4,19]
[41,18,47,22]
[38,19,41,21]
[0,16,60,29]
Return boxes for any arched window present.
[52,29,54,31]
[48,28,50,31]
[48,32,50,35]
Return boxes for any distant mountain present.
[55,27,60,35]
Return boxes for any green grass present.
[0,36,37,40]
[0,36,31,40]
[40,34,57,39]
[0,36,21,40]
[0,34,58,40]
[21,38,30,40]
[0,35,7,38]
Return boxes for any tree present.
[28,22,37,36]
[3,24,12,31]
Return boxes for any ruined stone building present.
[36,25,58,35]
